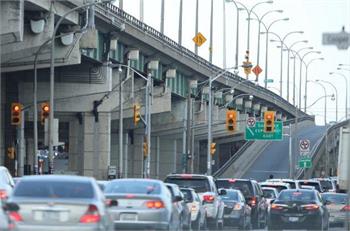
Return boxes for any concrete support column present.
[81,112,111,179]
[68,118,83,174]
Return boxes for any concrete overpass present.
[1,0,309,180]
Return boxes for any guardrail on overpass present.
[296,119,350,179]
[96,3,307,118]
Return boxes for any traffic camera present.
[226,110,237,132]
[133,104,141,125]
[264,111,275,133]
[11,103,22,125]
[41,103,50,125]
[210,142,216,155]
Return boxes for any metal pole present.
[286,49,291,101]
[264,32,269,88]
[289,124,293,178]
[279,41,283,97]
[320,80,338,122]
[119,71,123,178]
[173,139,177,173]
[144,78,149,177]
[209,0,213,63]
[223,0,226,69]
[140,0,144,22]
[146,78,152,177]
[299,59,303,110]
[119,0,123,9]
[235,8,240,71]
[124,132,128,178]
[178,0,183,45]
[304,65,308,112]
[256,20,261,70]
[49,11,55,174]
[292,55,296,106]
[207,79,212,175]
[186,81,192,173]
[195,0,199,55]
[156,136,160,178]
[160,0,165,34]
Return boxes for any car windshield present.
[14,180,94,199]
[181,189,193,202]
[261,184,287,193]
[278,190,315,202]
[298,181,321,192]
[105,181,161,194]
[221,191,239,201]
[165,178,210,193]
[322,194,348,204]
[319,180,333,190]
[216,180,253,197]
[262,189,276,199]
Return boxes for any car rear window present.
[14,181,94,199]
[322,194,348,204]
[278,190,315,202]
[298,181,321,192]
[105,181,161,194]
[262,189,276,199]
[165,178,210,193]
[216,180,253,197]
[285,181,296,189]
[221,191,239,201]
[181,189,193,202]
[261,184,288,193]
[319,180,333,190]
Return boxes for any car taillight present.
[0,190,8,200]
[79,204,101,223]
[249,196,257,207]
[271,204,285,210]
[341,205,350,212]
[146,200,165,209]
[8,211,22,222]
[302,204,319,210]
[203,195,215,203]
[233,203,242,210]
[191,204,197,212]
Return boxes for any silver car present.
[322,192,349,226]
[0,166,15,201]
[8,175,113,231]
[0,200,17,231]
[104,178,177,230]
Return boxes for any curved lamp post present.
[316,80,338,121]
[308,80,328,125]
[330,72,348,120]
[304,57,324,112]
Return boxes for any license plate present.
[43,211,60,221]
[33,210,69,222]
[120,213,137,221]
[329,217,335,222]
[289,217,299,222]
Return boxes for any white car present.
[180,187,206,230]
[0,166,15,200]
[261,187,279,205]
[259,181,291,193]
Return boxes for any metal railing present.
[95,3,306,117]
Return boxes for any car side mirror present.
[173,195,183,202]
[2,202,19,212]
[218,189,227,196]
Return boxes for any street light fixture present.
[304,57,324,112]
[308,80,328,125]
[316,79,338,121]
[330,72,348,120]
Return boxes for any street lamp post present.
[207,67,235,175]
[316,80,338,121]
[298,50,321,109]
[261,18,289,88]
[308,80,327,125]
[304,57,324,112]
[48,0,111,174]
[329,72,348,120]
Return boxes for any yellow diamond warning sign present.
[193,32,207,47]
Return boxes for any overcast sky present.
[116,0,350,125]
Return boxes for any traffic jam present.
[0,166,349,230]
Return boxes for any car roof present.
[109,178,163,184]
[266,178,295,182]
[166,174,213,179]
[261,187,279,192]
[260,181,290,186]
[281,189,316,193]
[297,179,320,184]
[179,187,195,191]
[216,178,257,183]
[18,175,94,182]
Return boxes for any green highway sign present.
[245,121,283,141]
[298,157,312,168]
[264,79,274,83]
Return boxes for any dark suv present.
[215,178,268,229]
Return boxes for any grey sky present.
[117,0,350,125]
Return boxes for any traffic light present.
[11,103,22,125]
[226,110,237,132]
[210,142,216,155]
[264,111,275,133]
[7,147,15,160]
[133,104,141,125]
[41,102,50,125]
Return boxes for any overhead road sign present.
[245,121,283,141]
[193,32,207,47]
[322,27,350,50]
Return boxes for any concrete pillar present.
[68,118,83,175]
[81,112,111,179]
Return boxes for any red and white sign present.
[246,117,256,127]
[299,139,310,153]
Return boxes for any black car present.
[268,189,329,230]
[216,178,268,229]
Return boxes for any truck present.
[337,125,350,192]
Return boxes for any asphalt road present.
[242,125,326,181]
